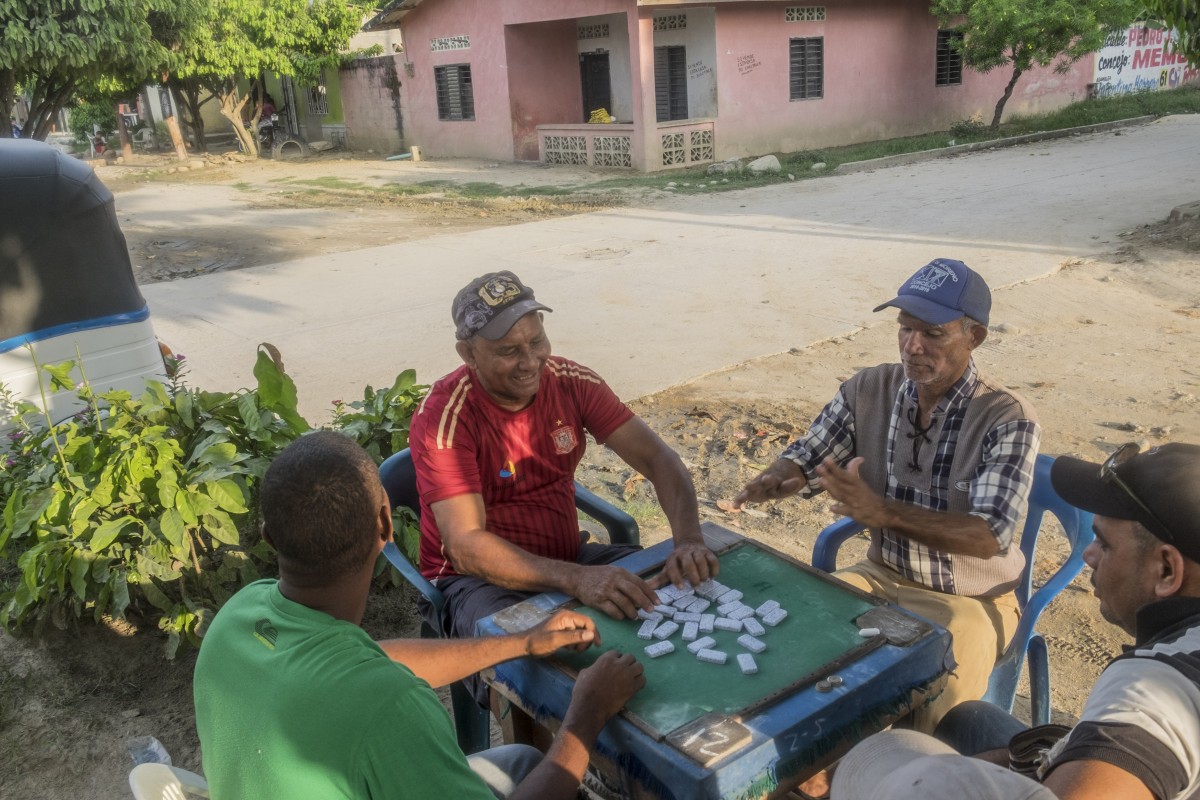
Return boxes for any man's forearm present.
[377,633,529,688]
[644,451,703,544]
[878,502,999,558]
[449,528,587,596]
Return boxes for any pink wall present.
[710,0,1093,158]
[339,56,405,154]
[396,0,1095,165]
[399,0,634,161]
[505,21,583,161]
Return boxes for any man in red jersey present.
[410,271,716,683]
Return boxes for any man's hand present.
[523,609,599,657]
[656,541,720,589]
[572,564,658,619]
[572,650,646,721]
[815,456,891,527]
[732,458,807,508]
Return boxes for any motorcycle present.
[253,113,310,160]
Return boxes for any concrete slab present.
[143,115,1200,421]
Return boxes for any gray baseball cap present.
[452,270,552,341]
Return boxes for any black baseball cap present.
[452,270,552,341]
[1050,443,1200,563]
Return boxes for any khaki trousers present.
[833,559,1020,733]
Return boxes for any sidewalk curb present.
[833,115,1158,175]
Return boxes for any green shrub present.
[68,97,119,147]
[0,345,427,657]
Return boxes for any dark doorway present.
[580,52,612,121]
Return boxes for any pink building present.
[366,0,1094,171]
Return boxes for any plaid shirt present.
[782,360,1041,592]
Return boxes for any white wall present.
[576,13,634,122]
[651,7,718,119]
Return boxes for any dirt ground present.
[99,152,634,284]
[0,152,1197,799]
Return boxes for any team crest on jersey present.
[551,425,578,455]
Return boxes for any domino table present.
[477,522,952,799]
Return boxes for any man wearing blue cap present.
[736,258,1040,732]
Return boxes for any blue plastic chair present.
[811,454,1094,726]
[377,447,640,754]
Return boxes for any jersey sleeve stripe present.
[436,376,472,450]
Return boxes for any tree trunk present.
[25,79,74,140]
[115,102,133,160]
[0,69,14,139]
[217,87,257,158]
[158,79,190,162]
[171,77,209,153]
[991,60,1024,130]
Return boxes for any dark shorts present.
[420,542,642,705]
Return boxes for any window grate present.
[785,7,826,22]
[435,64,475,121]
[578,23,610,40]
[690,129,713,163]
[661,132,685,166]
[430,35,470,51]
[593,135,632,167]
[653,14,687,31]
[544,135,587,165]
[936,30,964,86]
[789,37,824,101]
[306,75,329,116]
[654,45,688,122]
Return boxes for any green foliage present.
[173,0,373,156]
[0,0,203,139]
[949,114,990,138]
[932,0,1139,127]
[67,96,118,146]
[0,345,427,657]
[1142,0,1200,65]
[331,370,428,464]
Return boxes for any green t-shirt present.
[194,580,495,799]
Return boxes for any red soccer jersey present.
[410,356,634,581]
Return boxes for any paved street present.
[142,115,1200,419]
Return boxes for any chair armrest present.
[574,481,640,546]
[812,517,866,572]
[382,541,447,627]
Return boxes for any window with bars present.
[936,30,964,86]
[435,64,475,121]
[789,37,824,100]
[306,73,329,116]
[654,45,688,122]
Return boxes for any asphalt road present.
[142,115,1200,420]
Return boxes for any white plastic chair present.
[128,763,210,799]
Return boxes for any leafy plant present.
[68,96,119,146]
[330,369,427,464]
[0,344,427,657]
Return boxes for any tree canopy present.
[0,0,200,139]
[932,0,1140,128]
[1,0,369,154]
[1143,0,1200,65]
[173,0,371,156]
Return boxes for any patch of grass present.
[1002,84,1200,134]
[232,181,254,192]
[614,498,667,530]
[290,176,368,190]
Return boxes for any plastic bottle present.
[127,735,173,766]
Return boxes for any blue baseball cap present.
[873,258,992,327]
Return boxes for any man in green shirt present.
[194,431,645,798]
